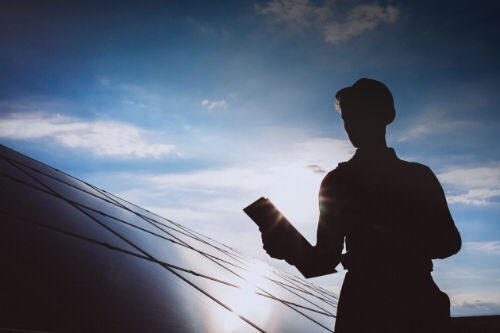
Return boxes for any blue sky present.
[1,0,499,316]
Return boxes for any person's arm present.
[261,172,344,278]
[420,166,461,259]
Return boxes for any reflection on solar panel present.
[0,144,337,332]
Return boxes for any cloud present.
[397,92,488,142]
[0,112,177,158]
[102,136,353,255]
[464,241,500,255]
[451,299,500,317]
[438,164,500,205]
[257,0,329,27]
[96,76,111,86]
[323,4,399,44]
[201,99,227,110]
[306,164,327,174]
[398,115,478,142]
[257,0,399,44]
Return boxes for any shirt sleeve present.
[286,170,343,278]
[419,166,461,259]
[315,170,345,266]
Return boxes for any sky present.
[1,0,499,317]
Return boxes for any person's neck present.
[358,138,387,151]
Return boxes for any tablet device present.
[243,197,284,230]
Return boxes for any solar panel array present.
[0,144,337,332]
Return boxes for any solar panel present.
[0,144,337,332]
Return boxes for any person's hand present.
[261,228,287,260]
[260,222,295,260]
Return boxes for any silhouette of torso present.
[317,147,461,332]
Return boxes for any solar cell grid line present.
[71,198,251,272]
[0,150,113,204]
[0,210,281,330]
[0,168,148,257]
[0,161,338,324]
[0,156,340,326]
[284,279,339,307]
[269,271,335,303]
[5,185,251,297]
[0,145,69,180]
[273,276,339,308]
[278,269,335,295]
[0,209,148,260]
[101,212,250,280]
[284,302,336,330]
[0,154,152,218]
[265,276,336,317]
[274,270,339,304]
[161,263,336,317]
[0,161,48,194]
[269,276,338,312]
[80,208,252,288]
[254,274,337,317]
[0,193,247,296]
[0,151,188,237]
[0,207,244,292]
[255,287,335,332]
[4,158,267,333]
[4,193,334,326]
[1,145,339,332]
[272,273,315,295]
[0,160,250,280]
[87,182,253,267]
[302,281,338,301]
[254,291,334,317]
[133,215,251,268]
[168,219,254,261]
[80,195,337,325]
[171,267,334,332]
[91,183,254,264]
[137,215,255,265]
[7,158,252,282]
[167,221,253,262]
[170,218,254,261]
[127,212,251,269]
[77,204,249,273]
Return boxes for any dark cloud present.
[306,164,326,174]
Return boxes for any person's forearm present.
[286,243,339,278]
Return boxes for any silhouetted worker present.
[260,78,461,332]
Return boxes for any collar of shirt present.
[351,147,397,163]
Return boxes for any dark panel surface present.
[0,144,337,332]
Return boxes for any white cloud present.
[464,241,500,255]
[103,136,353,257]
[451,299,500,317]
[397,92,488,142]
[398,114,478,142]
[201,99,227,110]
[323,4,399,44]
[257,0,399,44]
[438,164,500,205]
[0,112,177,158]
[257,0,329,27]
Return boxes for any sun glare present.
[206,260,275,332]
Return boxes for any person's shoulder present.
[395,155,433,173]
[321,160,352,185]
[395,157,437,182]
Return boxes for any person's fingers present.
[260,227,290,260]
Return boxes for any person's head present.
[335,78,395,148]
